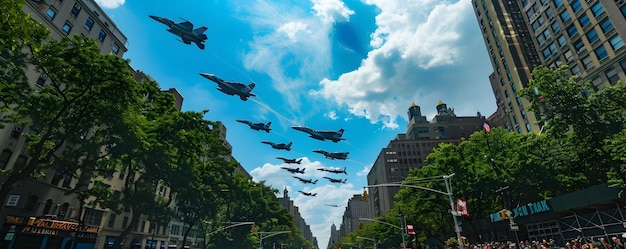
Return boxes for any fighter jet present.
[317,167,347,175]
[298,191,317,197]
[281,167,305,174]
[261,141,292,151]
[276,157,302,164]
[323,177,347,184]
[291,126,345,143]
[236,120,271,133]
[148,15,208,50]
[325,203,343,207]
[199,73,256,101]
[293,176,318,184]
[313,150,349,160]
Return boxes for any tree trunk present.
[113,209,140,249]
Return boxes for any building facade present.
[474,0,626,132]
[367,102,485,217]
[279,188,318,248]
[338,194,371,238]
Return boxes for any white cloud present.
[324,111,338,120]
[312,0,495,129]
[278,21,310,42]
[356,165,371,177]
[94,0,125,9]
[312,0,355,24]
[240,1,354,114]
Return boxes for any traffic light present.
[498,209,511,219]
[363,190,368,202]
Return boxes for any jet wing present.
[177,21,193,31]
[181,36,192,44]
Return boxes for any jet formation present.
[276,157,302,164]
[200,73,256,101]
[281,167,305,174]
[149,15,208,50]
[148,13,353,200]
[313,150,349,160]
[236,120,271,133]
[317,167,347,174]
[292,126,345,143]
[261,141,292,151]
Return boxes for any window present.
[62,21,72,34]
[570,0,581,12]
[108,213,116,228]
[6,195,19,207]
[609,36,624,50]
[564,50,574,62]
[551,22,560,33]
[83,208,103,226]
[600,18,614,33]
[122,216,128,228]
[84,17,94,31]
[560,11,571,23]
[532,20,541,31]
[605,67,619,84]
[620,58,626,72]
[582,55,594,69]
[59,203,69,216]
[42,199,52,215]
[567,24,578,37]
[591,76,604,90]
[98,30,107,42]
[574,40,585,52]
[36,73,48,86]
[544,29,551,40]
[557,35,567,47]
[0,150,12,170]
[570,65,580,75]
[586,29,599,44]
[111,44,119,54]
[538,34,546,46]
[554,0,563,8]
[578,14,590,28]
[46,7,56,20]
[595,45,608,60]
[62,175,72,188]
[71,3,82,17]
[25,195,38,211]
[14,155,27,169]
[549,43,557,54]
[546,7,554,19]
[622,5,626,18]
[591,2,604,16]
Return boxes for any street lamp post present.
[358,218,405,249]
[365,174,464,249]
[204,221,255,249]
[257,230,291,249]
[357,236,376,249]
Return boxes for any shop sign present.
[490,200,550,222]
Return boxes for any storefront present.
[0,215,99,249]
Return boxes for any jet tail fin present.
[248,82,256,90]
[338,128,345,135]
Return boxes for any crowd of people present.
[468,235,626,249]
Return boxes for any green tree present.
[0,35,141,227]
[0,0,49,127]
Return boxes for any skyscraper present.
[474,0,626,132]
[367,102,485,216]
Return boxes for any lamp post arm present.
[365,183,449,196]
[208,222,255,236]
[358,218,401,230]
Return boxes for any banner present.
[456,198,470,218]
[406,224,416,235]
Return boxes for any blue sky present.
[96,0,495,247]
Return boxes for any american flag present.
[483,122,491,133]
